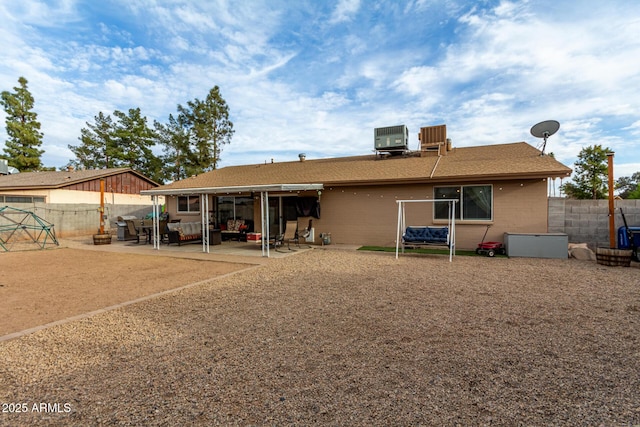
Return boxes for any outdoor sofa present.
[167,222,203,245]
[220,219,253,241]
[166,222,222,246]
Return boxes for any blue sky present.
[1,0,640,184]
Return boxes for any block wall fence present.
[4,202,153,238]
[548,198,640,248]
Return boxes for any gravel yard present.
[1,247,639,426]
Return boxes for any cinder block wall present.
[4,203,154,238]
[548,198,640,248]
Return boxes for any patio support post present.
[205,194,210,253]
[201,194,209,253]
[395,201,403,259]
[261,191,270,257]
[448,200,456,262]
[260,191,265,257]
[152,195,160,250]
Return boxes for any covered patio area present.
[140,183,323,257]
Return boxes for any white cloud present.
[1,0,640,179]
[329,0,361,24]
[1,0,80,27]
[393,66,441,97]
[623,120,640,136]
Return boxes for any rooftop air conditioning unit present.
[374,125,409,153]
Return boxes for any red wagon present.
[476,225,506,257]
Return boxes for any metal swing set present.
[395,199,457,262]
[0,206,59,251]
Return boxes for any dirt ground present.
[0,246,639,425]
[0,248,254,337]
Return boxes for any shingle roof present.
[0,168,155,190]
[153,142,572,192]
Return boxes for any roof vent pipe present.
[298,153,306,162]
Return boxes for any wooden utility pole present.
[607,152,615,248]
[99,179,105,235]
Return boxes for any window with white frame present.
[177,195,200,213]
[434,185,492,220]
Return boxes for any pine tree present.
[0,77,44,171]
[177,85,234,174]
[616,172,640,199]
[70,112,116,169]
[561,145,611,199]
[155,114,190,181]
[112,108,162,182]
[69,108,164,183]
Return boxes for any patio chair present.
[125,220,141,244]
[275,220,299,251]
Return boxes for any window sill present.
[433,219,493,225]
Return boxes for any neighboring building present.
[143,128,572,249]
[0,168,159,205]
[0,167,162,238]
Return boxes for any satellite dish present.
[530,120,560,155]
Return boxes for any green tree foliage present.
[0,77,44,171]
[112,108,163,183]
[616,172,640,199]
[154,114,190,181]
[69,85,233,182]
[70,112,116,169]
[69,108,164,183]
[629,188,640,199]
[177,86,234,174]
[561,145,611,199]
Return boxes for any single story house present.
[142,125,572,250]
[0,167,159,205]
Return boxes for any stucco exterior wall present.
[306,179,548,249]
[0,189,160,205]
[161,179,550,250]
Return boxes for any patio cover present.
[141,183,324,257]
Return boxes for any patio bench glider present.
[401,226,450,251]
[395,199,457,262]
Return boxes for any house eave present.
[141,183,324,196]
[317,170,572,187]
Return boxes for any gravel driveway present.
[1,248,638,426]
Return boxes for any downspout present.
[429,155,442,179]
